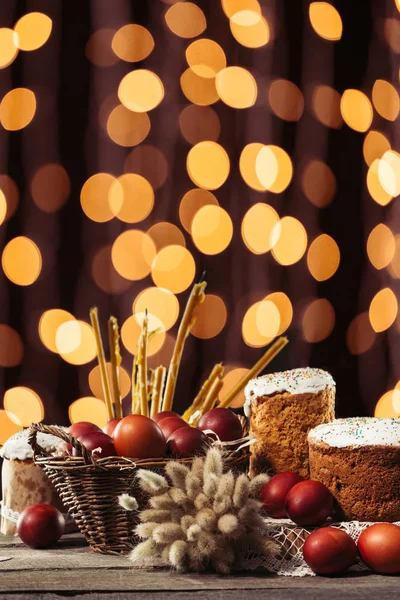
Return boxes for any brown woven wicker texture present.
[28,423,249,555]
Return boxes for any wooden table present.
[1,533,399,599]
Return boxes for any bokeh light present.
[340,89,373,133]
[107,105,150,147]
[0,324,23,367]
[80,173,116,222]
[301,160,336,207]
[0,190,6,225]
[378,150,400,197]
[240,143,266,191]
[363,131,391,166]
[374,390,400,419]
[118,70,164,112]
[112,24,154,62]
[372,79,399,121]
[307,234,340,281]
[0,28,19,69]
[302,298,335,343]
[367,159,393,206]
[219,366,250,409]
[216,67,257,109]
[222,0,261,18]
[311,85,343,128]
[0,410,22,445]
[147,222,186,252]
[256,145,293,193]
[85,29,118,67]
[55,320,82,354]
[242,300,281,347]
[39,309,75,353]
[230,14,270,48]
[14,12,52,51]
[180,68,219,105]
[388,235,400,278]
[185,39,226,77]
[369,288,398,332]
[191,205,233,255]
[121,314,165,355]
[179,188,219,232]
[190,294,227,339]
[69,397,107,428]
[309,2,343,41]
[268,79,304,121]
[367,224,395,270]
[346,312,376,355]
[179,105,220,144]
[151,245,195,293]
[4,387,44,426]
[89,363,131,401]
[0,88,36,130]
[124,145,169,190]
[165,2,207,38]
[31,164,71,213]
[112,230,156,281]
[2,237,42,286]
[58,321,97,365]
[134,287,180,331]
[91,245,132,294]
[241,203,280,254]
[271,217,307,265]
[109,174,154,223]
[0,175,19,222]
[187,141,230,190]
[265,292,293,335]
[383,18,400,54]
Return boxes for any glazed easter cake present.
[308,417,400,522]
[245,367,335,478]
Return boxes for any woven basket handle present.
[28,423,94,464]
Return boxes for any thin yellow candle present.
[139,314,149,417]
[150,365,166,417]
[182,363,224,422]
[108,316,122,419]
[90,307,113,422]
[199,377,224,415]
[163,281,207,411]
[131,352,139,415]
[219,336,289,408]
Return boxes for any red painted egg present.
[102,418,122,437]
[167,427,208,458]
[157,416,189,440]
[261,472,304,518]
[198,408,243,442]
[358,523,400,574]
[285,480,334,526]
[152,410,181,424]
[73,431,116,458]
[113,414,166,459]
[303,527,357,575]
[69,421,101,439]
[17,504,65,548]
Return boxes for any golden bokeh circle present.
[118,70,164,112]
[39,309,75,353]
[256,145,293,193]
[69,397,108,428]
[55,320,82,354]
[147,222,186,252]
[265,292,293,335]
[91,245,132,295]
[340,89,373,133]
[271,217,307,266]
[0,175,19,222]
[378,151,400,198]
[112,25,154,62]
[219,367,250,409]
[242,300,280,347]
[241,203,279,254]
[151,245,196,293]
[2,236,42,286]
[0,28,19,69]
[302,298,335,343]
[121,314,165,356]
[187,141,230,190]
[179,188,219,233]
[59,321,97,365]
[367,159,393,206]
[311,85,342,128]
[307,234,340,281]
[14,12,52,51]
[367,224,395,270]
[372,79,400,121]
[180,68,219,106]
[301,160,336,207]
[230,14,270,48]
[4,387,44,426]
[0,88,36,130]
[179,105,220,144]
[190,294,227,339]
[346,312,376,355]
[134,287,180,331]
[374,390,400,419]
[222,0,261,18]
[81,173,116,223]
[363,131,391,167]
[309,2,343,41]
[85,29,119,67]
[216,67,257,109]
[165,2,207,38]
[109,174,154,223]
[89,363,131,401]
[191,205,233,255]
[31,163,71,213]
[185,39,226,78]
[0,324,23,367]
[268,79,304,121]
[0,409,22,444]
[112,230,156,281]
[388,235,400,279]
[239,143,266,191]
[0,190,6,226]
[369,288,398,333]
[107,105,150,147]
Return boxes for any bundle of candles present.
[89,279,288,425]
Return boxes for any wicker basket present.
[28,423,249,555]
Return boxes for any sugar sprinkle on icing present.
[308,417,400,448]
[0,427,67,461]
[244,367,335,417]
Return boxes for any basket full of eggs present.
[29,278,287,555]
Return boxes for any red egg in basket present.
[73,431,116,458]
[152,410,181,424]
[69,421,101,438]
[102,418,122,437]
[303,527,357,575]
[157,416,189,440]
[113,414,166,459]
[285,480,334,526]
[198,408,243,442]
[261,472,304,518]
[167,427,208,458]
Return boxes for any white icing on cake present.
[0,427,67,461]
[244,367,335,417]
[308,417,400,448]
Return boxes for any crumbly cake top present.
[244,367,335,416]
[0,427,66,460]
[308,417,400,448]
